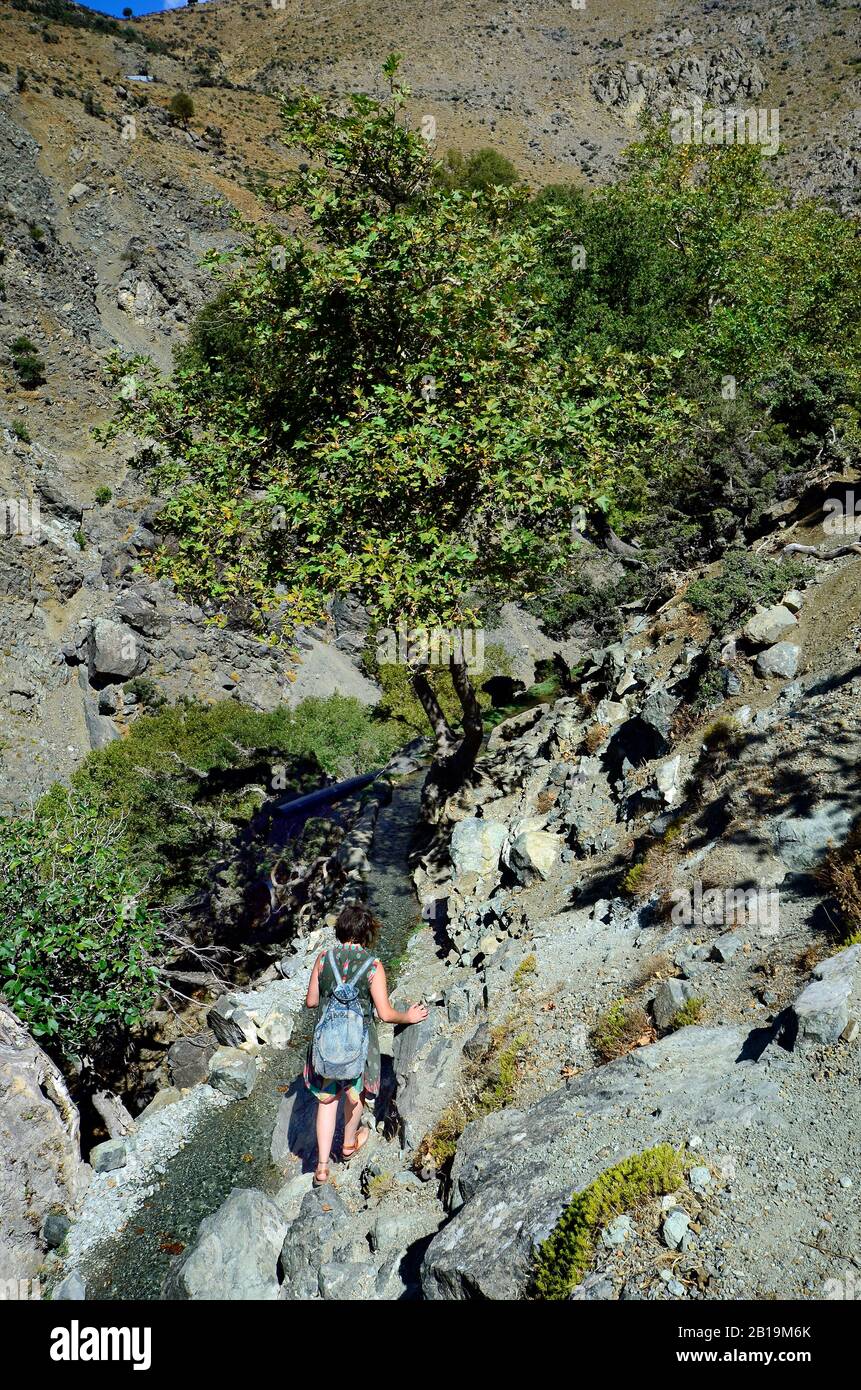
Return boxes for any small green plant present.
[74,527,87,549]
[669,996,705,1030]
[123,676,165,711]
[94,485,112,505]
[10,420,31,443]
[512,954,537,989]
[9,336,46,388]
[418,1023,527,1171]
[366,1171,397,1199]
[532,1144,685,1300]
[589,998,652,1062]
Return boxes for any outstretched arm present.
[369,962,428,1026]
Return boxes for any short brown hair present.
[335,903,381,949]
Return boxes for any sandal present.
[312,1162,330,1187]
[341,1127,370,1164]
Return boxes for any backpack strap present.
[327,949,343,988]
[350,952,375,987]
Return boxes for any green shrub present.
[532,1144,685,1299]
[39,696,405,902]
[512,954,536,988]
[168,91,194,125]
[94,485,112,504]
[436,147,521,194]
[0,793,162,1062]
[10,420,31,443]
[9,336,46,388]
[669,997,705,1030]
[589,998,652,1062]
[686,551,810,634]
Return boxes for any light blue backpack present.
[311,950,374,1080]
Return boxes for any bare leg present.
[342,1088,362,1151]
[315,1094,338,1181]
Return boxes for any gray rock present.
[422,1026,778,1300]
[371,1204,443,1255]
[392,1007,465,1153]
[712,933,741,963]
[743,605,798,646]
[755,642,801,679]
[445,988,470,1024]
[601,1214,633,1248]
[207,997,258,1049]
[168,1033,216,1088]
[450,818,507,879]
[318,1261,376,1300]
[86,618,144,681]
[90,1139,127,1173]
[775,803,853,871]
[662,1209,690,1250]
[689,1166,712,1194]
[280,1188,350,1299]
[652,978,698,1032]
[43,1212,71,1249]
[0,1003,87,1284]
[207,1047,258,1099]
[52,1271,86,1300]
[163,1188,286,1300]
[504,829,562,882]
[791,945,861,1049]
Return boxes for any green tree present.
[169,90,194,126]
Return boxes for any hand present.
[405,1002,428,1025]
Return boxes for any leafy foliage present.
[686,551,810,633]
[38,696,404,904]
[0,794,162,1061]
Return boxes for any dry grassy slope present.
[142,0,860,193]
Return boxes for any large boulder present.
[86,617,145,681]
[0,1004,88,1284]
[743,605,797,647]
[755,643,801,679]
[279,1187,351,1299]
[774,802,853,871]
[503,828,563,883]
[449,818,507,880]
[207,1047,258,1099]
[392,1005,466,1153]
[162,1188,286,1300]
[790,945,861,1050]
[422,1026,781,1300]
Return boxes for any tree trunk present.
[411,658,484,823]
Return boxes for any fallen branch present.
[782,543,861,560]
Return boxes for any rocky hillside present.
[2,0,861,1307]
[0,0,858,810]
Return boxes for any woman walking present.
[304,902,428,1186]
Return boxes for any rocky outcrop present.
[162,1187,287,1300]
[422,1026,781,1300]
[0,1004,89,1283]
